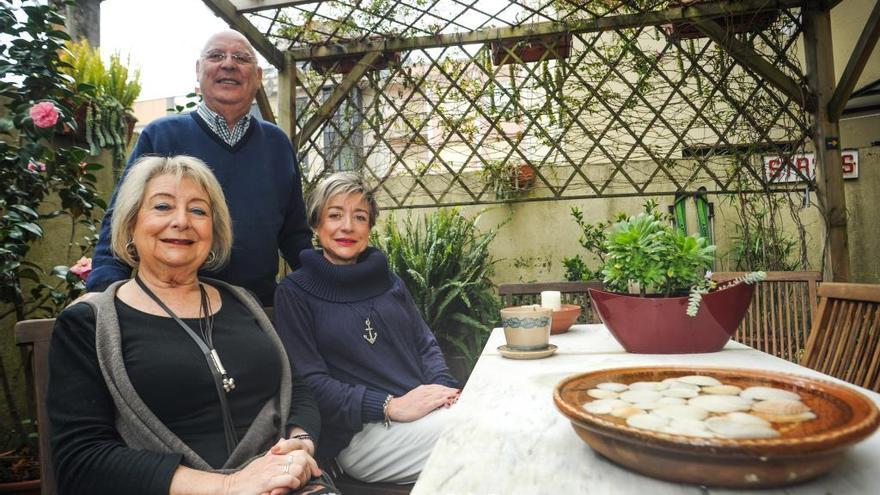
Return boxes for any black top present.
[48,286,321,494]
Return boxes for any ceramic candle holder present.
[500,305,552,350]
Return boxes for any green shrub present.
[372,208,500,372]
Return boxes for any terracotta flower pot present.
[588,282,755,354]
[510,163,535,190]
[491,33,572,65]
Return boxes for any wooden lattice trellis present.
[205,0,880,280]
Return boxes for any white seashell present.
[702,385,743,395]
[689,394,752,413]
[626,413,669,431]
[751,399,811,416]
[663,418,715,438]
[676,375,722,387]
[611,406,645,419]
[662,387,700,399]
[596,382,629,392]
[722,412,772,428]
[620,390,663,403]
[629,381,669,391]
[653,404,710,421]
[664,380,701,391]
[587,388,620,399]
[741,386,801,402]
[753,411,818,423]
[657,397,688,406]
[662,377,686,384]
[705,417,780,439]
[582,399,629,415]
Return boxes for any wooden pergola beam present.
[202,0,285,69]
[255,83,276,124]
[294,51,383,151]
[287,0,805,60]
[828,0,880,120]
[691,17,812,109]
[230,0,318,14]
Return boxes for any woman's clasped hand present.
[387,384,461,423]
[225,449,321,495]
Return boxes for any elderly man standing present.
[87,30,311,306]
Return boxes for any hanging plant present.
[58,39,141,180]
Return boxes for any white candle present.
[540,291,561,311]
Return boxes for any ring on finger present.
[282,454,294,474]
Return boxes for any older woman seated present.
[274,172,460,484]
[47,156,334,495]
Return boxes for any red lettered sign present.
[764,150,859,183]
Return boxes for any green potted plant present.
[58,38,141,179]
[580,201,764,353]
[372,208,500,383]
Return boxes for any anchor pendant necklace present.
[348,300,378,345]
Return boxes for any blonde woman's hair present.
[306,171,379,229]
[110,155,232,270]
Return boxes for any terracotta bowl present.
[550,304,581,334]
[554,366,880,488]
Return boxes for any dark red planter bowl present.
[589,282,755,354]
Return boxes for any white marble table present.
[412,324,880,495]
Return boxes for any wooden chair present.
[14,318,55,495]
[14,316,411,495]
[800,282,880,393]
[497,280,604,323]
[712,271,822,363]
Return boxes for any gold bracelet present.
[382,394,393,428]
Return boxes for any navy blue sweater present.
[274,248,457,458]
[87,113,312,306]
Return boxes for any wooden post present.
[255,84,276,124]
[278,52,297,142]
[803,3,850,282]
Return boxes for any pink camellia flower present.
[27,160,47,172]
[69,257,92,281]
[29,101,60,128]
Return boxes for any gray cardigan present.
[86,278,292,472]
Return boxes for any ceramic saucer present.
[498,344,558,360]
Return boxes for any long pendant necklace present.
[347,300,378,345]
[135,276,236,392]
[197,285,236,392]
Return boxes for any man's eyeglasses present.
[203,50,256,65]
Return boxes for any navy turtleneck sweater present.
[274,247,457,458]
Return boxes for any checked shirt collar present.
[197,103,252,147]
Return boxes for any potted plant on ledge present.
[586,201,764,353]
[481,160,536,199]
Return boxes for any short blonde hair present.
[306,172,379,229]
[110,155,232,270]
